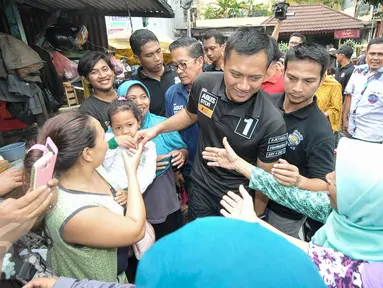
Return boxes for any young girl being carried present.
[104,100,156,193]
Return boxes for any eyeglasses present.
[170,58,196,72]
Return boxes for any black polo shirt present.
[335,62,354,96]
[132,65,179,116]
[187,73,287,199]
[267,93,335,220]
[203,63,223,72]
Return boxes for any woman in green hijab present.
[205,137,383,287]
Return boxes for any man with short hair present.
[288,32,306,49]
[130,29,179,116]
[166,37,203,187]
[357,45,367,65]
[78,52,136,150]
[342,37,383,143]
[267,43,335,239]
[270,18,306,49]
[202,29,225,72]
[78,52,117,131]
[137,28,288,220]
[262,36,285,95]
[334,45,354,97]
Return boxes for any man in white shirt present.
[342,37,383,143]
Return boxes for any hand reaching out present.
[115,134,137,149]
[202,137,239,170]
[0,179,58,251]
[271,159,301,187]
[122,142,144,172]
[220,185,257,223]
[24,277,58,288]
[134,127,158,147]
[0,169,23,196]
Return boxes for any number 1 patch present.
[234,117,258,139]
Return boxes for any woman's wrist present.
[125,165,138,175]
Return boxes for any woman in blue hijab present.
[117,80,188,240]
[26,217,327,288]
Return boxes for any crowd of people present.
[1,23,383,288]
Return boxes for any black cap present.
[328,48,337,57]
[335,45,354,59]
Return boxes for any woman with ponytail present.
[23,112,146,283]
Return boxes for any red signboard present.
[334,30,360,39]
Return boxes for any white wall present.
[196,16,269,27]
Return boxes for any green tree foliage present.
[341,39,360,49]
[202,0,271,19]
[287,0,343,9]
[362,0,383,7]
[279,42,289,53]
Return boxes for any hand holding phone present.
[30,138,58,190]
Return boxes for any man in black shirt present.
[130,29,179,116]
[203,29,225,72]
[136,28,287,220]
[78,52,117,131]
[78,52,133,149]
[335,45,355,98]
[267,43,335,239]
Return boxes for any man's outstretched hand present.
[202,137,239,170]
[134,126,158,147]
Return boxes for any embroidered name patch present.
[268,133,288,144]
[198,90,218,118]
[266,133,288,158]
[266,148,286,159]
[267,141,287,152]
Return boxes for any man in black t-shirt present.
[78,52,133,148]
[267,43,335,239]
[203,29,225,72]
[136,28,287,220]
[334,45,355,98]
[78,52,117,131]
[130,29,179,116]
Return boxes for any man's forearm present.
[271,20,282,40]
[342,95,351,123]
[157,109,198,134]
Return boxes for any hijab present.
[136,217,326,288]
[312,138,383,262]
[117,80,187,176]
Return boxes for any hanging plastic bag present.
[51,52,79,82]
[109,54,124,76]
[74,25,89,48]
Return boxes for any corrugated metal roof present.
[262,4,364,34]
[17,0,174,18]
[13,5,109,51]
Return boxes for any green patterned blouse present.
[45,185,125,282]
[249,166,332,223]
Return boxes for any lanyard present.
[352,70,383,133]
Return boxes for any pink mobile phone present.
[30,137,58,190]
